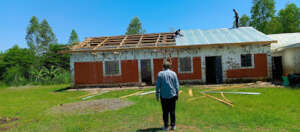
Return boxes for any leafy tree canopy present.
[25,17,57,56]
[239,14,250,27]
[278,3,300,33]
[40,19,57,49]
[250,0,276,33]
[68,29,80,44]
[25,16,41,52]
[125,16,146,35]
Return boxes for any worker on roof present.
[156,61,179,131]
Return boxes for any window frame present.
[178,57,193,73]
[103,60,121,76]
[240,54,254,68]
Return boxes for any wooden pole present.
[201,93,234,107]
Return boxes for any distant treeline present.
[239,0,300,34]
[0,16,79,86]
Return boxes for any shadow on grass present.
[136,128,162,132]
[54,87,71,92]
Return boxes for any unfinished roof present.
[71,32,176,51]
[70,27,276,52]
[176,27,276,46]
[268,33,300,52]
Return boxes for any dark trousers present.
[160,96,176,127]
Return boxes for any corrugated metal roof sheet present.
[176,27,275,46]
[268,33,300,52]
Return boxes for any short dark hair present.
[163,61,172,69]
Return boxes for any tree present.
[41,43,70,70]
[1,45,35,84]
[278,3,300,33]
[25,16,41,54]
[250,0,276,33]
[40,19,57,52]
[68,29,80,44]
[125,16,146,35]
[264,17,283,34]
[25,17,57,55]
[239,14,250,27]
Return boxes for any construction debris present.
[201,91,261,95]
[82,91,109,100]
[188,89,193,96]
[120,91,144,99]
[179,90,183,94]
[221,92,232,104]
[201,93,234,107]
[137,90,155,96]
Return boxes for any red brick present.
[153,57,202,81]
[75,60,139,85]
[227,54,268,78]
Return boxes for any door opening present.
[205,56,223,84]
[272,56,283,81]
[141,59,152,84]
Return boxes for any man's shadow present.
[136,127,162,132]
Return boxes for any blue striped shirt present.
[156,69,179,99]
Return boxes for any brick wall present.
[74,60,139,85]
[74,62,102,84]
[153,57,202,81]
[227,54,268,78]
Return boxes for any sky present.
[0,0,299,52]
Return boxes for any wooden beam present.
[72,38,91,51]
[136,35,144,47]
[120,91,143,99]
[155,33,161,47]
[201,93,234,107]
[93,37,110,50]
[120,35,128,47]
[221,92,233,104]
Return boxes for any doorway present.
[272,56,283,81]
[205,56,223,84]
[141,59,152,84]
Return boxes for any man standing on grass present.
[156,61,179,131]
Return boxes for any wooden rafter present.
[120,35,128,47]
[155,33,161,47]
[93,37,110,50]
[71,32,176,51]
[136,35,144,47]
[72,38,91,51]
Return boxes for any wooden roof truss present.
[72,32,176,51]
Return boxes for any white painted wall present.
[282,47,300,74]
[70,44,271,85]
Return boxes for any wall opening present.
[205,56,223,84]
[141,59,152,84]
[272,56,283,81]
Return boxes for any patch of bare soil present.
[0,117,18,131]
[49,98,135,115]
[0,117,18,125]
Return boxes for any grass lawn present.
[0,84,300,132]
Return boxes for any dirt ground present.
[49,98,135,115]
[0,117,18,125]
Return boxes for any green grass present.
[0,85,300,132]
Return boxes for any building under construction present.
[69,27,276,87]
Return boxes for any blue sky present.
[0,0,299,51]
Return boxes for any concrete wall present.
[70,44,271,86]
[282,47,300,74]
